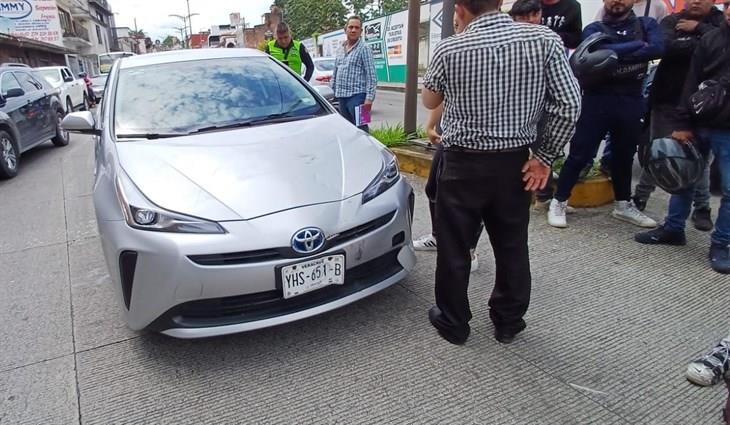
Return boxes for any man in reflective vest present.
[265,23,315,82]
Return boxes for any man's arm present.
[422,44,446,110]
[622,18,665,62]
[331,56,339,93]
[558,1,583,49]
[536,35,582,165]
[363,45,377,103]
[660,14,695,59]
[300,44,315,81]
[673,41,705,132]
[583,23,645,57]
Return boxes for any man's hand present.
[427,127,441,145]
[363,100,373,113]
[672,130,695,144]
[522,158,551,192]
[676,19,699,33]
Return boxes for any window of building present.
[59,8,72,34]
[96,25,103,45]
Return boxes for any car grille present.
[187,210,397,266]
[147,248,404,331]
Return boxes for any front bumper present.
[96,179,415,338]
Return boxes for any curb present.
[393,143,615,207]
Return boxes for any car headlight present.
[362,148,400,204]
[114,172,226,234]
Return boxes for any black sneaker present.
[635,227,687,246]
[632,196,648,212]
[692,208,714,232]
[710,244,730,274]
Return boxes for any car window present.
[38,69,62,86]
[114,57,328,135]
[1,72,22,96]
[315,60,335,72]
[61,68,71,80]
[15,72,42,93]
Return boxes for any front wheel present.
[52,110,69,147]
[0,130,19,179]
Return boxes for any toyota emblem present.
[291,227,326,254]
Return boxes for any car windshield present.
[91,75,107,86]
[113,57,327,136]
[315,60,335,72]
[37,69,62,87]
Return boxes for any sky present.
[110,0,275,41]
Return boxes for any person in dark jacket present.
[636,3,730,274]
[632,0,725,228]
[548,0,664,229]
[541,0,583,49]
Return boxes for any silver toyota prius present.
[62,48,416,338]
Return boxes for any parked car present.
[89,74,108,102]
[307,57,335,86]
[36,66,89,113]
[61,48,415,338]
[0,65,68,179]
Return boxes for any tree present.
[379,0,407,15]
[162,35,177,48]
[128,29,146,38]
[273,0,348,38]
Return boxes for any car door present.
[0,71,33,149]
[62,67,81,108]
[14,71,53,143]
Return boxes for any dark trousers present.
[337,93,369,132]
[435,148,532,335]
[555,94,644,202]
[425,144,482,247]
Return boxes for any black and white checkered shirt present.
[424,12,581,165]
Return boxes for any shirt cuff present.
[534,150,553,167]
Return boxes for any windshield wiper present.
[187,113,316,135]
[115,133,186,140]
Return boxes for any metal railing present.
[63,25,90,42]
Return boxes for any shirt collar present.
[465,12,512,31]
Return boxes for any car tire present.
[0,130,19,179]
[66,97,73,114]
[52,110,70,147]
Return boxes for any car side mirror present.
[61,111,100,135]
[313,85,335,102]
[5,88,24,98]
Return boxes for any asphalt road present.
[371,89,430,130]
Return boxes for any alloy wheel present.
[1,137,17,171]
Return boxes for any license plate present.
[281,255,345,299]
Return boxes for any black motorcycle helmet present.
[569,33,618,87]
[644,137,705,195]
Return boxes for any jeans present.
[664,128,730,246]
[337,93,369,132]
[435,148,532,334]
[555,94,644,202]
[425,144,483,247]
[634,104,712,210]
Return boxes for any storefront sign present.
[0,0,62,45]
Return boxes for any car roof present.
[119,48,268,69]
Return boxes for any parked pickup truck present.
[35,66,90,113]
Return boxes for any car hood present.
[116,115,385,221]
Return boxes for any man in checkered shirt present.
[422,0,581,345]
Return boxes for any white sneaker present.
[535,199,576,214]
[470,250,479,273]
[686,337,730,386]
[611,201,657,228]
[413,233,437,251]
[547,199,568,228]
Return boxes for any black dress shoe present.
[494,322,527,344]
[692,208,713,232]
[428,306,469,345]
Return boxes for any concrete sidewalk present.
[1,135,728,424]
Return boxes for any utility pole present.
[404,0,420,134]
[186,0,193,46]
[441,0,455,39]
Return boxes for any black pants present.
[435,148,532,335]
[555,94,644,202]
[425,144,482,247]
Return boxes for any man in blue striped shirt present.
[332,16,377,132]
